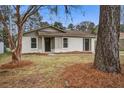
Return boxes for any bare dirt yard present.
[0,53,124,88]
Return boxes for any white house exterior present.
[22,26,96,54]
[0,36,4,54]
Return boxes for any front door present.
[45,38,51,52]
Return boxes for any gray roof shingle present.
[23,26,96,38]
[38,31,96,38]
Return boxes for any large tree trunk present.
[2,21,22,63]
[12,25,23,63]
[94,5,121,73]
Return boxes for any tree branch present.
[0,11,15,49]
[21,6,42,25]
[15,5,21,26]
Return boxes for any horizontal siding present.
[0,42,4,54]
[22,36,95,53]
[22,37,39,53]
[119,39,124,51]
[54,37,83,53]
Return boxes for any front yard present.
[0,53,124,87]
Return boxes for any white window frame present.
[31,37,38,49]
[63,37,68,48]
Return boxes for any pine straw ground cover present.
[60,63,124,88]
[0,53,124,88]
[0,61,33,69]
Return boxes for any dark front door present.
[85,39,90,51]
[45,38,51,52]
[84,38,91,51]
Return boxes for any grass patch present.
[0,53,124,87]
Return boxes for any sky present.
[40,5,100,27]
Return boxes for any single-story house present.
[22,26,96,53]
[0,35,4,54]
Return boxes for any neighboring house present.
[0,35,4,54]
[22,26,96,53]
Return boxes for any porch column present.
[42,36,45,53]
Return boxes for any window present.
[31,38,37,48]
[83,38,91,51]
[63,38,68,48]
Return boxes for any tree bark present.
[12,25,23,63]
[11,6,22,63]
[2,22,15,50]
[94,5,121,73]
[0,6,41,64]
[2,16,22,63]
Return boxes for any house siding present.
[68,37,83,51]
[38,38,42,52]
[22,36,96,53]
[54,37,94,53]
[22,36,39,53]
[0,42,4,54]
[24,31,38,37]
[119,39,124,51]
[91,38,96,53]
[55,37,62,49]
